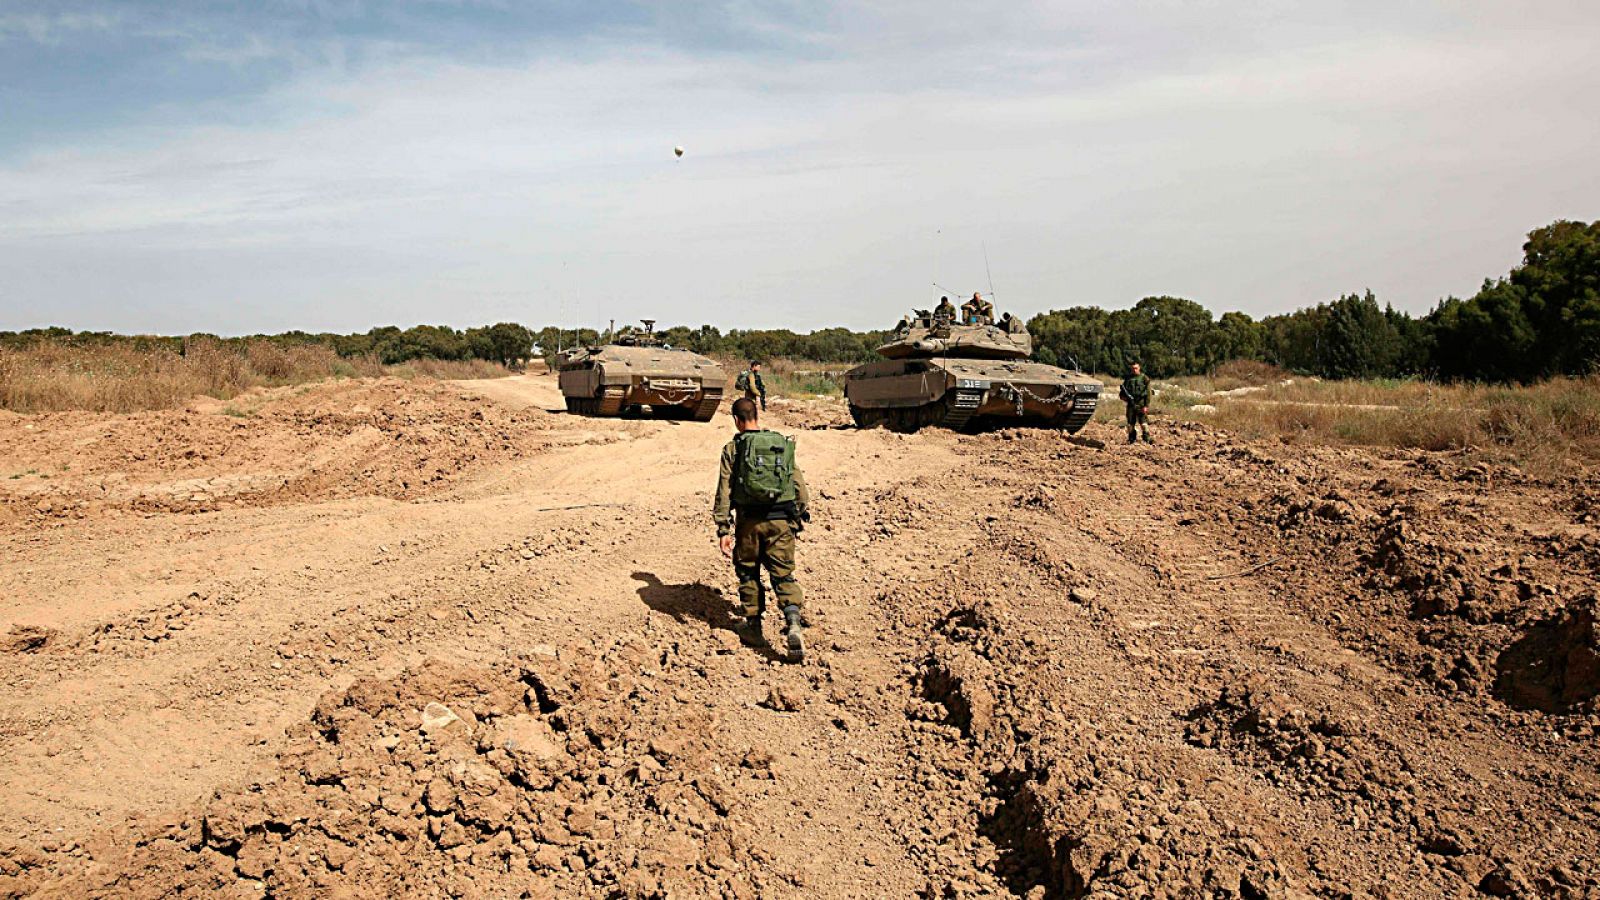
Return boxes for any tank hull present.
[558,346,725,422]
[844,358,1101,433]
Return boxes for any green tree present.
[1215,311,1266,363]
[1430,283,1538,381]
[1513,220,1600,375]
[1122,296,1217,375]
[1318,291,1401,379]
[480,323,534,367]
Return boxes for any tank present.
[557,320,726,421]
[844,303,1102,432]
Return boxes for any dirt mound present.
[28,643,766,898]
[901,600,1302,900]
[0,378,551,524]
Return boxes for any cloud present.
[0,9,121,43]
[1,2,1599,334]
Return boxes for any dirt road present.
[1,374,1596,898]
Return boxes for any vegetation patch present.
[0,340,508,414]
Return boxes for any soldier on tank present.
[961,292,994,324]
[933,296,956,322]
[735,360,767,411]
[1119,361,1152,444]
[714,397,810,661]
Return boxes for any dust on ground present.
[0,374,1596,898]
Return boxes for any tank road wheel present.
[850,405,888,429]
[884,405,926,433]
[565,397,579,414]
[884,399,954,433]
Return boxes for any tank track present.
[568,387,721,421]
[688,388,723,422]
[849,395,968,433]
[564,388,628,417]
[1055,391,1100,434]
[851,387,1099,434]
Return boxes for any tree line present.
[0,322,890,369]
[1029,219,1597,380]
[4,220,1593,382]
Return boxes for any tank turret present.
[876,309,1033,360]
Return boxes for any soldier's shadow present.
[631,572,785,662]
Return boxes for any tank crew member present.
[1119,362,1152,444]
[714,397,810,661]
[934,296,956,321]
[962,292,995,324]
[735,361,767,411]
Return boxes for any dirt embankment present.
[1,376,1597,898]
[0,378,556,525]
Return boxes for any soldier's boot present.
[735,567,766,646]
[782,604,804,662]
[1141,429,1152,444]
[737,615,766,647]
[1127,427,1137,444]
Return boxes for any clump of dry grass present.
[1189,375,1600,474]
[0,339,507,413]
[384,357,507,381]
[1207,360,1290,392]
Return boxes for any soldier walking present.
[735,360,767,411]
[1119,362,1152,444]
[714,397,810,661]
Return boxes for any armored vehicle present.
[844,303,1101,432]
[557,321,726,421]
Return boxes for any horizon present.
[2,2,1597,336]
[3,287,1436,342]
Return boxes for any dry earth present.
[1,373,1597,899]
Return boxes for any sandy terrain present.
[1,373,1596,898]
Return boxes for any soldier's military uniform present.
[933,297,956,321]
[1119,369,1151,443]
[713,433,809,657]
[736,367,767,411]
[961,294,994,324]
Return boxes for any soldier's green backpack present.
[731,430,796,506]
[735,370,752,392]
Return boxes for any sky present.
[1,1,1597,336]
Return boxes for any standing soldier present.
[735,360,767,411]
[1119,361,1152,444]
[714,397,810,661]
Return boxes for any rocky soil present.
[1,374,1596,898]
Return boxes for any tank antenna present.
[982,241,996,301]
